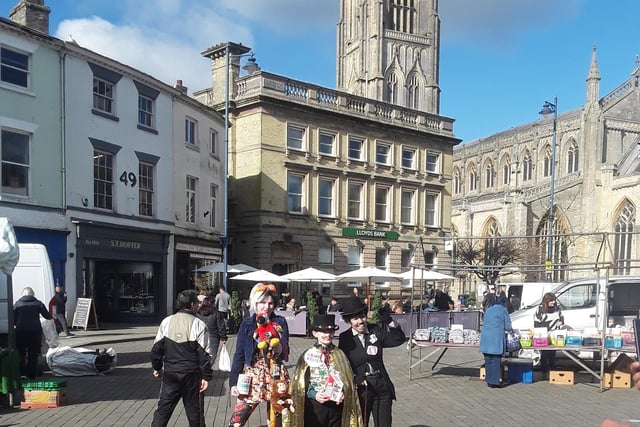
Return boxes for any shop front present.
[73,220,169,323]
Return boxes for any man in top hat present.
[338,297,406,427]
[287,314,363,427]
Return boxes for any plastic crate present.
[21,388,67,408]
[507,359,533,384]
[21,378,67,391]
[565,335,582,346]
[532,337,549,347]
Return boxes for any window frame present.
[347,180,364,220]
[318,176,335,217]
[0,46,29,88]
[93,76,115,115]
[318,131,336,156]
[1,128,30,196]
[209,184,218,228]
[348,136,365,161]
[347,246,362,266]
[186,176,197,223]
[209,128,218,156]
[425,192,440,227]
[287,172,305,214]
[400,188,415,225]
[138,161,154,217]
[374,184,390,223]
[375,141,391,166]
[137,94,153,129]
[426,151,441,174]
[318,246,334,265]
[93,149,114,210]
[287,124,306,151]
[402,146,417,170]
[185,117,197,146]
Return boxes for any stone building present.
[451,48,640,284]
[195,0,459,300]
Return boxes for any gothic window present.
[567,142,579,173]
[453,168,461,195]
[386,73,398,104]
[522,151,532,181]
[407,75,420,109]
[468,164,477,192]
[390,0,417,33]
[502,156,511,185]
[484,160,494,189]
[614,202,635,275]
[543,144,553,178]
[536,208,568,282]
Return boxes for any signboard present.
[342,228,399,240]
[71,298,99,331]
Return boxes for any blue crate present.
[507,359,533,384]
[565,335,583,346]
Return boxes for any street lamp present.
[539,97,558,280]
[222,43,260,292]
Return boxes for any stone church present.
[451,48,640,283]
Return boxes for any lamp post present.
[539,97,558,280]
[221,43,260,292]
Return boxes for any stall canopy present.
[193,262,258,274]
[281,267,336,282]
[229,269,289,283]
[336,267,403,307]
[399,268,455,288]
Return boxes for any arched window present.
[485,160,494,189]
[502,156,511,185]
[453,168,461,194]
[407,75,420,109]
[468,164,477,192]
[386,73,398,104]
[567,142,579,173]
[522,151,532,181]
[536,208,568,282]
[614,201,635,275]
[543,144,553,178]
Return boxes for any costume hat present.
[340,296,368,320]
[310,314,339,332]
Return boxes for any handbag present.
[505,330,521,352]
[218,343,231,372]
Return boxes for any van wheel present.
[517,348,541,366]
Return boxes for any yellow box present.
[22,388,67,407]
[549,370,574,385]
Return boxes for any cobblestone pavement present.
[0,324,638,426]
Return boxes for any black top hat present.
[310,314,339,332]
[340,296,368,320]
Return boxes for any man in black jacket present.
[14,287,53,379]
[150,290,212,427]
[338,296,406,427]
[53,286,73,337]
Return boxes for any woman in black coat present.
[197,295,228,366]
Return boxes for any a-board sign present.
[71,297,99,331]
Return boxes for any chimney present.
[9,0,51,35]
[174,80,188,95]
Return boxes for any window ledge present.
[137,124,158,135]
[0,81,35,97]
[92,109,120,122]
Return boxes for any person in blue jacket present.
[479,296,512,388]
[228,282,290,427]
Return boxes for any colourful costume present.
[285,343,363,427]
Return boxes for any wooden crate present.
[21,388,67,408]
[479,365,506,383]
[549,370,574,385]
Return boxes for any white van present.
[0,243,57,335]
[504,282,558,311]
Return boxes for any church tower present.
[337,0,441,114]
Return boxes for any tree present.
[454,237,524,287]
[369,290,383,325]
[305,291,319,335]
[228,290,242,334]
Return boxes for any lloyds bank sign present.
[342,227,399,241]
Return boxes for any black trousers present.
[151,370,202,427]
[304,398,342,427]
[358,376,393,427]
[16,330,42,379]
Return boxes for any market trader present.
[150,289,212,427]
[338,296,405,427]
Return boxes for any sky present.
[7,0,640,143]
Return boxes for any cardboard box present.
[480,365,506,383]
[602,353,634,389]
[549,370,574,385]
[21,388,67,408]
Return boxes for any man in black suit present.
[338,296,406,427]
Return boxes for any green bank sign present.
[342,227,399,241]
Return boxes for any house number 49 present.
[119,171,137,187]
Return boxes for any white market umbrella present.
[336,267,403,308]
[229,269,289,283]
[399,268,455,283]
[230,263,259,273]
[194,262,258,274]
[281,267,336,282]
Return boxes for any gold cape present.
[283,345,364,427]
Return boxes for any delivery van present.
[0,243,57,335]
